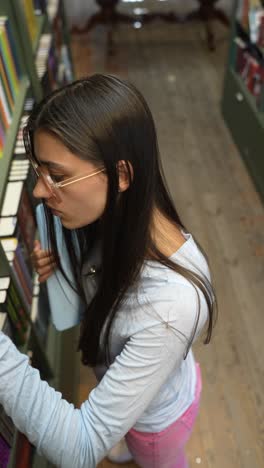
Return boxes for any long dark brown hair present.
[23,74,217,367]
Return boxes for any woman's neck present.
[149,208,186,259]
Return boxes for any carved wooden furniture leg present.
[70,0,229,52]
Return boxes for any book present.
[31,279,50,347]
[0,217,17,237]
[0,78,12,129]
[4,17,21,80]
[0,288,27,346]
[17,186,37,273]
[234,37,248,73]
[0,18,19,100]
[0,311,13,341]
[36,203,83,330]
[0,49,14,114]
[1,181,23,217]
[0,277,10,290]
[23,0,37,44]
[0,403,15,446]
[0,237,33,312]
[0,433,11,468]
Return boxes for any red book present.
[257,14,264,47]
[13,253,32,308]
[245,58,262,95]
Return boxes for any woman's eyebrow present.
[39,161,68,170]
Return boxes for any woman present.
[0,74,216,467]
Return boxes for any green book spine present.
[1,295,25,346]
[8,280,29,330]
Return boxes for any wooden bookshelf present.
[0,1,78,466]
[0,76,29,213]
[221,0,264,201]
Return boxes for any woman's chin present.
[61,217,94,229]
[60,217,76,229]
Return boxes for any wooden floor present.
[71,8,264,468]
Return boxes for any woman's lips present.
[51,209,62,216]
[46,205,62,216]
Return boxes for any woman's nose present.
[33,177,53,200]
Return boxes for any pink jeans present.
[125,363,202,468]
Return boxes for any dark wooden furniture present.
[71,0,229,52]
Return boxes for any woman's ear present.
[117,160,134,193]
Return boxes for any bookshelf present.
[0,1,79,467]
[222,0,264,201]
[0,76,29,213]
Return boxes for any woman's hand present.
[31,240,57,283]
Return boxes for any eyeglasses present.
[29,158,105,204]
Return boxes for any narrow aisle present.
[72,9,264,467]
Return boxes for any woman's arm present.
[0,286,207,467]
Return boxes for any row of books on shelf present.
[0,309,37,468]
[0,281,35,467]
[35,0,72,90]
[1,10,73,157]
[36,34,73,94]
[0,95,50,349]
[234,35,264,108]
[0,15,21,149]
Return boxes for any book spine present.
[0,22,19,89]
[0,119,4,159]
[13,255,32,309]
[0,78,12,128]
[0,39,15,107]
[0,312,14,339]
[0,50,14,113]
[0,434,11,467]
[8,280,29,330]
[23,0,37,43]
[9,264,30,315]
[15,243,33,295]
[0,25,18,100]
[0,404,15,446]
[1,294,26,345]
[17,187,37,262]
[5,17,22,80]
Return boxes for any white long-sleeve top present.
[0,230,211,467]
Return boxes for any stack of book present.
[0,266,30,347]
[0,93,38,344]
[0,16,21,156]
